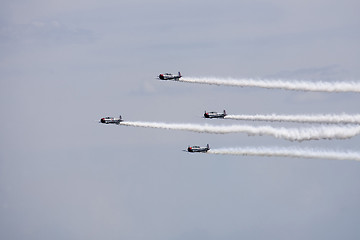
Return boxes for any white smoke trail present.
[179,77,360,93]
[208,147,360,161]
[120,121,360,141]
[225,113,360,124]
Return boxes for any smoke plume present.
[225,113,360,124]
[180,77,360,92]
[208,147,360,161]
[120,121,360,141]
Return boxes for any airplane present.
[187,144,210,153]
[158,72,182,80]
[204,110,227,119]
[100,115,123,125]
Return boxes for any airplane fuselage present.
[187,144,210,153]
[204,110,227,119]
[100,116,123,125]
[158,72,182,80]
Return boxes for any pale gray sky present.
[1,1,360,239]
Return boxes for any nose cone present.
[187,147,192,152]
[100,118,105,123]
[159,74,164,80]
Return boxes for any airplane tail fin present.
[207,144,210,150]
[178,72,181,77]
[224,110,226,115]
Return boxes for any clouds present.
[1,0,360,239]
[0,20,94,46]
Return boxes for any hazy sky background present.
[1,0,360,239]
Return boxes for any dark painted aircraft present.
[204,110,227,119]
[158,72,182,80]
[100,116,123,125]
[187,144,210,153]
